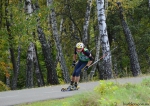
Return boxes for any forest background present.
[0,0,150,90]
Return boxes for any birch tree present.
[26,43,34,88]
[37,25,59,84]
[5,0,20,89]
[117,2,141,76]
[82,0,93,47]
[80,0,93,81]
[24,0,34,88]
[47,0,70,83]
[0,0,3,28]
[32,0,45,87]
[33,1,59,84]
[25,0,45,86]
[32,32,45,87]
[89,34,101,80]
[96,0,112,79]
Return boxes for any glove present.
[72,61,76,67]
[84,66,89,71]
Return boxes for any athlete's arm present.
[73,47,77,61]
[84,50,94,67]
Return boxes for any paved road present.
[0,76,150,106]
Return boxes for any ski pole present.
[88,46,117,68]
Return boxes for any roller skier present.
[61,42,94,91]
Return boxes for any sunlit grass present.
[19,78,150,106]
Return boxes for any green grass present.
[18,78,150,106]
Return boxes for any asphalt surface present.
[0,76,150,106]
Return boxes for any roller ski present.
[61,85,80,92]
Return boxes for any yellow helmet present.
[76,42,84,49]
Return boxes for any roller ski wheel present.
[61,86,80,92]
[73,86,80,90]
[61,88,67,92]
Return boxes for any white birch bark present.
[25,0,34,88]
[24,0,33,15]
[96,0,112,79]
[60,18,64,34]
[117,2,141,76]
[82,0,93,47]
[26,42,34,88]
[81,0,93,81]
[89,34,101,79]
[47,0,70,83]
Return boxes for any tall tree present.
[90,34,101,80]
[96,0,112,79]
[34,1,59,85]
[0,0,3,28]
[47,0,70,83]
[82,0,93,47]
[37,25,59,84]
[81,0,93,81]
[33,32,45,87]
[117,2,141,76]
[32,0,45,87]
[24,0,45,86]
[24,0,34,88]
[5,0,19,89]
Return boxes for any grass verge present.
[18,78,150,106]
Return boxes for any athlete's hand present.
[84,66,89,71]
[72,61,76,67]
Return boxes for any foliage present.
[0,81,10,92]
[94,80,118,95]
[107,0,150,75]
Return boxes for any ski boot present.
[73,82,80,90]
[61,81,75,91]
[61,84,74,91]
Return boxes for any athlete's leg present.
[74,61,87,87]
[70,61,82,86]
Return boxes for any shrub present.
[0,81,10,92]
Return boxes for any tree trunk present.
[89,34,101,80]
[32,0,45,87]
[96,0,112,79]
[33,32,45,87]
[0,0,2,28]
[12,42,21,90]
[60,18,64,35]
[81,0,93,82]
[24,0,33,15]
[97,61,105,79]
[117,2,141,76]
[149,0,150,9]
[26,43,34,88]
[25,0,45,86]
[37,26,59,84]
[82,0,93,47]
[47,0,70,83]
[5,0,18,90]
